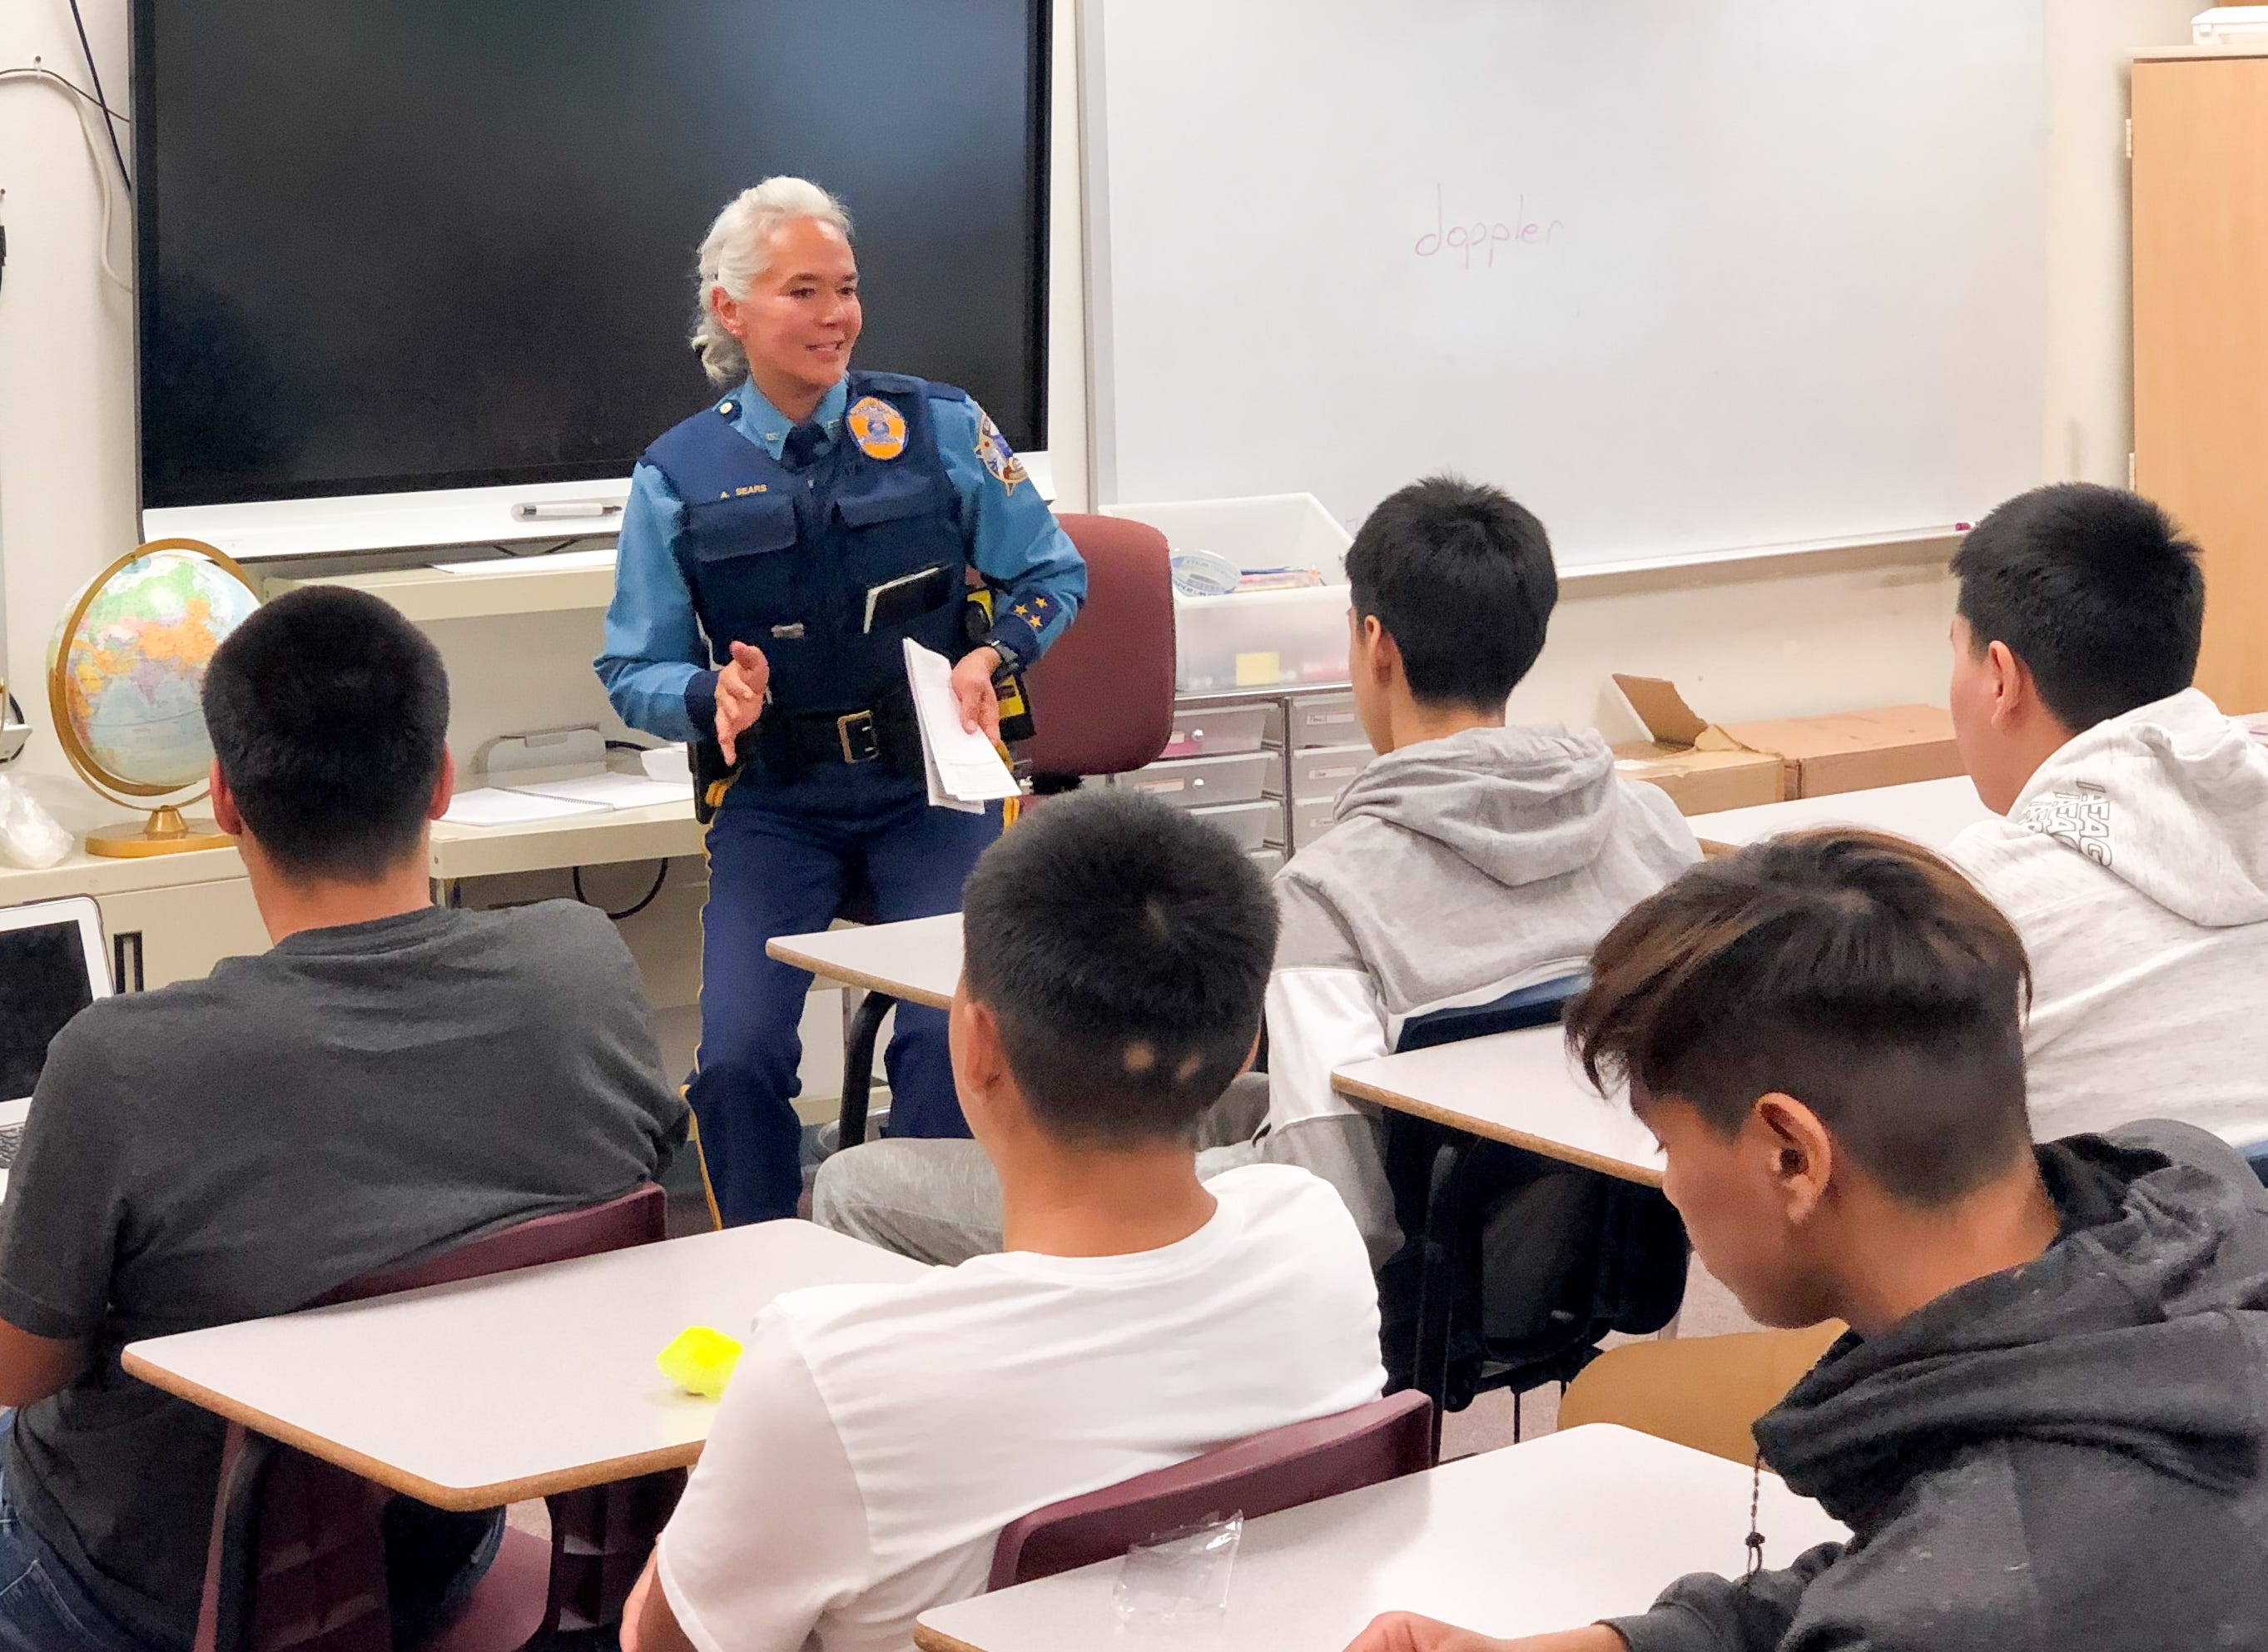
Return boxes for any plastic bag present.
[0,778,72,870]
[1113,1512,1243,1629]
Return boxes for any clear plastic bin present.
[1189,799,1278,852]
[1104,494,1353,694]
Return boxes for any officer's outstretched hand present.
[716,640,771,765]
[950,647,1004,743]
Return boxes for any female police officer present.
[597,178,1085,1225]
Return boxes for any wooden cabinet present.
[2132,52,2268,715]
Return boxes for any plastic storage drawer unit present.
[1189,799,1277,852]
[1284,742,1371,801]
[1158,704,1271,761]
[1278,692,1362,749]
[1279,794,1341,850]
[1114,750,1274,811]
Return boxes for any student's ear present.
[1237,1024,1263,1081]
[210,759,244,838]
[948,985,1013,1130]
[1982,639,2037,732]
[1362,617,1402,690]
[1752,1093,1834,1228]
[427,748,457,823]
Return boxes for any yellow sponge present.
[658,1325,744,1398]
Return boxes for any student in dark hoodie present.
[811,475,1700,1266]
[1346,827,2268,1652]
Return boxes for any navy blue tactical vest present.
[641,370,970,720]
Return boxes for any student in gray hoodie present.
[1347,830,2268,1652]
[1943,484,2268,1146]
[1245,477,1699,1264]
[811,477,1697,1267]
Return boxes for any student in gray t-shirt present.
[0,588,689,1652]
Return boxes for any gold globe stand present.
[48,539,261,860]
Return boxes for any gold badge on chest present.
[846,396,909,461]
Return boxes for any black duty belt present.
[764,692,921,771]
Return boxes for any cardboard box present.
[1608,676,1784,815]
[1720,704,1961,798]
[1609,676,1963,807]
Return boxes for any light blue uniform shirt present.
[595,377,1085,744]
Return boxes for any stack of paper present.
[506,771,695,810]
[440,760,695,828]
[903,640,1020,814]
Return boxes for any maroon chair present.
[833,510,1179,1150]
[192,1183,677,1652]
[986,1390,1435,1591]
[1013,512,1179,786]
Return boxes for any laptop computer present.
[0,897,112,1191]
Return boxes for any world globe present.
[46,540,263,858]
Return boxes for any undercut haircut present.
[1346,475,1557,709]
[203,586,450,882]
[960,790,1278,1148]
[1564,830,2034,1208]
[1952,483,2204,732]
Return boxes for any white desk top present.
[769,912,965,1010]
[916,1424,1845,1652]
[122,1220,925,1510]
[1333,1024,1663,1186]
[1686,775,1990,854]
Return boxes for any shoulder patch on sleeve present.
[974,408,1029,494]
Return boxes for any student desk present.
[769,913,965,1143]
[120,1220,925,1510]
[1687,775,1990,856]
[914,1423,1846,1652]
[1333,1025,1662,1188]
[767,911,965,1011]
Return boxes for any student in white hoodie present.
[813,477,1700,1266]
[1944,483,2268,1148]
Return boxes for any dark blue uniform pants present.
[692,771,1000,1224]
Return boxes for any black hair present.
[1951,483,2203,732]
[1566,830,2034,1208]
[960,790,1278,1147]
[1345,474,1557,708]
[202,585,450,881]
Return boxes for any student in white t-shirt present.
[623,790,1388,1652]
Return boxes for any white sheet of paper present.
[439,788,609,828]
[903,639,1020,813]
[505,771,693,811]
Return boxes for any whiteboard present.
[1083,0,2048,569]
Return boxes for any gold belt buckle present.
[837,709,879,764]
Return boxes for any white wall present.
[0,0,2198,788]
